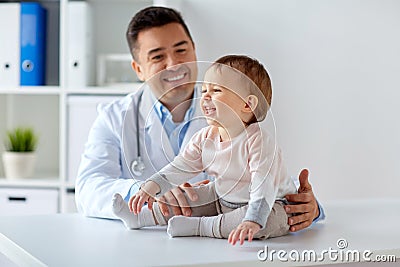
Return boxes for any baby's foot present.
[112,193,126,213]
[167,216,221,238]
[112,193,141,229]
[112,193,156,229]
[167,216,200,237]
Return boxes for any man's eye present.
[176,49,186,53]
[152,55,163,61]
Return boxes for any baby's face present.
[200,66,250,128]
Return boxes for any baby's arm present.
[228,221,261,245]
[130,147,204,214]
[228,196,270,246]
[130,131,206,213]
[129,181,160,214]
[145,130,207,196]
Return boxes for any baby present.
[113,55,296,245]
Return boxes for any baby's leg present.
[112,193,156,229]
[112,183,218,230]
[218,201,290,239]
[260,200,291,239]
[168,201,290,239]
[166,184,220,237]
[167,216,219,237]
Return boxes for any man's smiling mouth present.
[164,73,186,82]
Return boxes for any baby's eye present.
[201,84,210,93]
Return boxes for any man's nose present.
[165,55,181,70]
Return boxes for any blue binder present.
[20,3,47,86]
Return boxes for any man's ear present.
[243,95,258,113]
[131,60,145,81]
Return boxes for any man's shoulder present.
[98,90,140,114]
[94,90,144,130]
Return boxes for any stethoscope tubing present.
[131,91,145,176]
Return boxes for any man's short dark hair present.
[126,6,194,60]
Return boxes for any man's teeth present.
[166,74,185,82]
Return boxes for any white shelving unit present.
[0,0,152,215]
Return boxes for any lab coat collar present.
[140,85,202,131]
[139,85,207,160]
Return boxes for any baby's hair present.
[213,55,272,123]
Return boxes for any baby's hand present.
[228,221,261,246]
[129,181,160,214]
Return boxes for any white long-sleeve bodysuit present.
[148,123,297,228]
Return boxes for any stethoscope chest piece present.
[131,156,145,177]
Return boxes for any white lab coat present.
[75,85,208,218]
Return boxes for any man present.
[75,6,324,232]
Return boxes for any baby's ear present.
[243,95,258,113]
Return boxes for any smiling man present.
[75,6,324,233]
[131,22,198,122]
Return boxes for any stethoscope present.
[130,91,146,176]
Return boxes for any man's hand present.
[157,180,209,217]
[284,169,319,232]
[228,221,261,246]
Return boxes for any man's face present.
[132,23,197,108]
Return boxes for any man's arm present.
[75,102,137,219]
[284,169,325,232]
[156,179,210,217]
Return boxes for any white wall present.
[180,0,400,202]
[91,1,150,83]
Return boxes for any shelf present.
[86,0,152,4]
[0,0,153,215]
[65,83,143,95]
[64,183,76,190]
[0,86,61,95]
[0,84,143,95]
[0,177,60,189]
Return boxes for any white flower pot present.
[2,152,37,179]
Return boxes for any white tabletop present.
[0,198,399,267]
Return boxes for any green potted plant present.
[2,127,38,179]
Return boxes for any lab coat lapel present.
[141,88,175,167]
[121,93,137,178]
